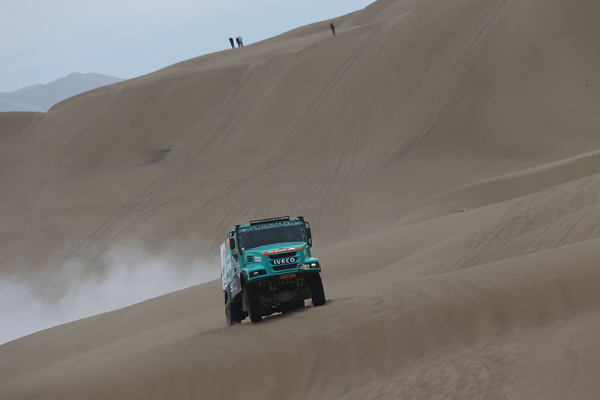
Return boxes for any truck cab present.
[221,216,326,324]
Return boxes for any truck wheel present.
[243,283,262,323]
[308,274,326,306]
[225,302,234,326]
[225,293,243,326]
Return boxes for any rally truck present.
[221,216,325,325]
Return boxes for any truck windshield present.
[238,225,307,251]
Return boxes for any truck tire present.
[225,294,243,326]
[244,283,262,323]
[308,274,326,306]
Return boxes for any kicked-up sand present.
[2,0,600,398]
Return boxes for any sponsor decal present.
[255,256,262,262]
[262,246,302,255]
[252,221,285,230]
[272,257,297,265]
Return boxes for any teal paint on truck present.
[221,216,326,325]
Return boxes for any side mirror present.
[229,236,236,250]
[305,223,312,248]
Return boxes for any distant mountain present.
[0,72,124,112]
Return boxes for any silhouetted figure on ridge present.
[330,23,336,36]
[238,36,244,47]
[236,37,241,47]
[229,37,235,49]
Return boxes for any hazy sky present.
[0,0,375,92]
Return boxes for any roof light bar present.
[249,216,290,225]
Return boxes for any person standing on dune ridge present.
[229,37,235,49]
[238,36,244,47]
[330,23,336,36]
[236,37,241,47]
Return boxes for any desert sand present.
[2,0,600,398]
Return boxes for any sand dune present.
[2,0,600,398]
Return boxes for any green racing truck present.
[221,216,325,324]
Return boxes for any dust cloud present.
[0,240,219,345]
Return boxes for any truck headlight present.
[298,262,320,270]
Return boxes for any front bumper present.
[245,267,321,283]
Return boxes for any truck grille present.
[273,264,297,271]
[268,251,297,260]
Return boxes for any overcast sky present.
[0,0,375,92]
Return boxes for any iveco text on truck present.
[221,216,325,324]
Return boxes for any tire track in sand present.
[382,0,509,166]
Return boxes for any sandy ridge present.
[3,0,600,398]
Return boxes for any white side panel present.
[220,242,227,289]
